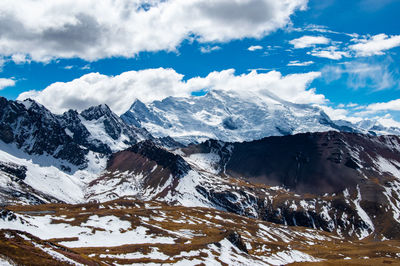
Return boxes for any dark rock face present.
[0,209,16,221]
[0,162,27,181]
[222,117,239,130]
[58,109,103,153]
[224,132,355,193]
[189,131,400,195]
[127,140,191,178]
[0,97,88,166]
[0,123,14,143]
[226,231,248,253]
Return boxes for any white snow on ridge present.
[164,170,212,208]
[81,115,130,152]
[0,140,106,204]
[186,153,221,174]
[376,156,400,179]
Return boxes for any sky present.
[0,0,400,127]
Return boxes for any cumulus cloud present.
[186,69,324,105]
[0,0,307,62]
[366,99,400,112]
[0,78,15,90]
[17,68,324,115]
[248,45,263,51]
[350,34,400,56]
[11,54,31,64]
[289,35,330,49]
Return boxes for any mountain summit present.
[121,90,355,144]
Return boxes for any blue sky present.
[0,0,400,125]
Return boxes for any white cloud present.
[350,34,400,56]
[11,54,31,64]
[287,60,314,66]
[248,45,263,51]
[322,61,397,91]
[346,103,359,108]
[0,58,5,72]
[0,78,15,90]
[200,45,221,53]
[309,46,350,60]
[0,0,307,62]
[318,105,349,120]
[289,35,330,49]
[376,115,400,128]
[303,24,341,35]
[17,68,324,115]
[81,64,91,70]
[186,69,325,105]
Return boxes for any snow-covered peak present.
[355,119,400,135]
[19,98,45,110]
[121,89,341,144]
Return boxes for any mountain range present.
[1,92,400,264]
[121,90,400,144]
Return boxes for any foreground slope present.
[1,198,400,265]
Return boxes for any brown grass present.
[2,197,400,265]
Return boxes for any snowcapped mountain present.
[334,118,400,136]
[121,90,356,144]
[0,97,150,168]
